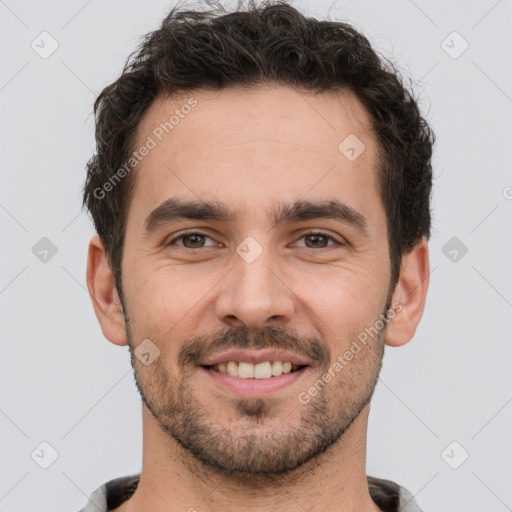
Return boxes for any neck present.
[113,404,382,512]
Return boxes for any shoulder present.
[367,475,423,512]
[77,474,140,512]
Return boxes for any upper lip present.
[200,349,312,367]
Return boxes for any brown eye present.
[167,232,215,249]
[304,234,330,248]
[295,231,343,249]
[181,234,206,248]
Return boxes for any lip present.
[201,365,309,397]
[200,348,312,366]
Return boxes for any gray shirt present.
[78,474,423,511]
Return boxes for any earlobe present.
[86,234,128,346]
[385,237,430,347]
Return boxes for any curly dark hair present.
[82,0,434,294]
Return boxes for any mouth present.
[200,358,311,397]
[198,349,313,397]
[202,360,307,379]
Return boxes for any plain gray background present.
[1,0,511,510]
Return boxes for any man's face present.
[119,86,392,476]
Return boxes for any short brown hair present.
[83,0,435,293]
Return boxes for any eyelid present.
[166,229,345,248]
[166,229,219,247]
[292,230,345,248]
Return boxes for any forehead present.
[127,85,383,235]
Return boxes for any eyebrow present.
[143,197,369,237]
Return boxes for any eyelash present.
[166,230,345,249]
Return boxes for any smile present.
[203,360,306,379]
[200,363,310,397]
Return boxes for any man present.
[80,1,434,511]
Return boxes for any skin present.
[87,85,429,512]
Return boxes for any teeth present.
[238,362,254,378]
[254,362,272,379]
[271,361,282,376]
[212,360,302,379]
[282,361,292,374]
[226,361,238,377]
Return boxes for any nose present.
[214,243,295,330]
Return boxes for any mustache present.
[178,324,328,368]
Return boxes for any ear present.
[86,234,128,346]
[385,237,430,347]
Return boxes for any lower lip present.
[201,366,309,397]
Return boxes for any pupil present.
[182,234,327,249]
[307,234,327,248]
[185,234,204,248]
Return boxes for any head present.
[84,0,433,478]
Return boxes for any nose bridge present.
[215,235,294,328]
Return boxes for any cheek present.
[299,270,387,353]
[129,267,218,355]
[122,270,184,344]
[125,242,388,334]
[304,265,384,315]
[131,263,194,310]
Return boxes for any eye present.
[167,231,217,249]
[293,231,344,249]
[166,230,344,250]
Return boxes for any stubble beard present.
[120,292,389,479]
